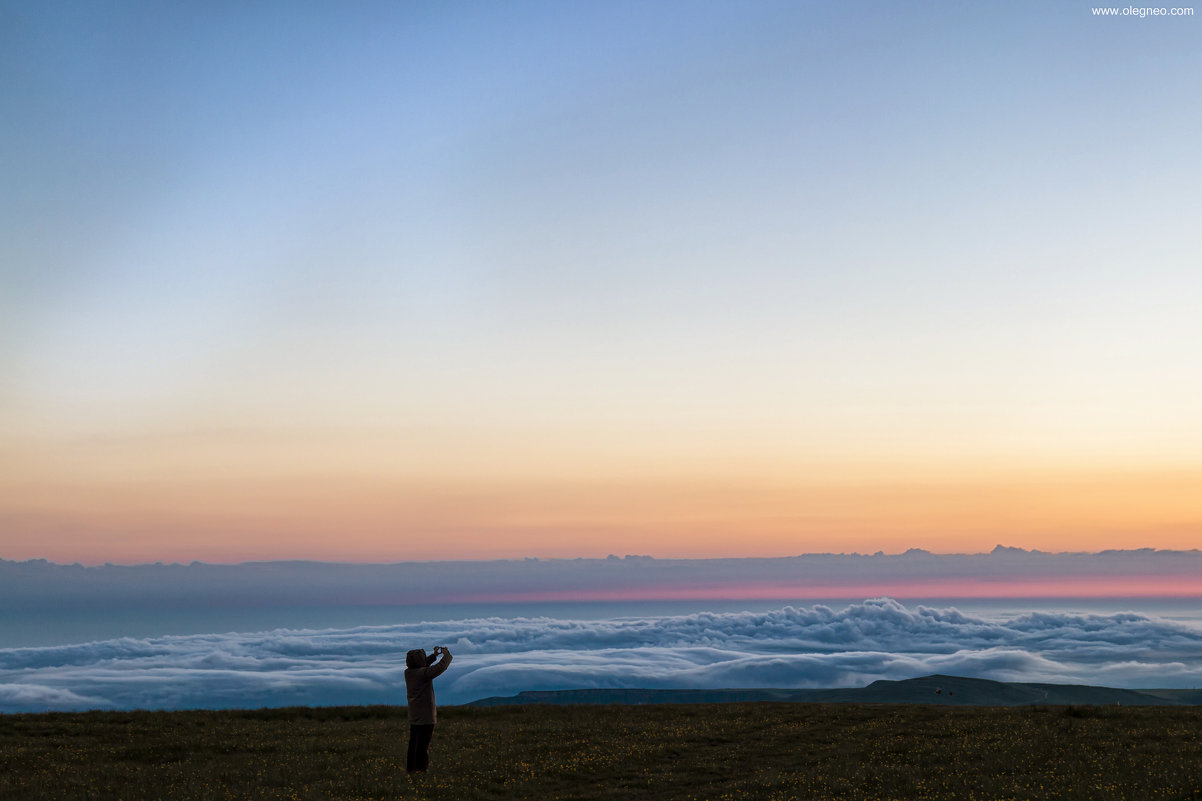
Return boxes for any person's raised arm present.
[425,645,453,678]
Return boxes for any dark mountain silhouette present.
[468,674,1202,707]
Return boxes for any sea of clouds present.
[4,598,1202,713]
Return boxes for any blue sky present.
[3,1,1201,562]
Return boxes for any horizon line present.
[6,544,1202,569]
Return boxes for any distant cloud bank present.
[4,598,1202,713]
[4,547,1202,607]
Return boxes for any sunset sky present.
[3,2,1200,564]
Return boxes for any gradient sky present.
[3,1,1200,564]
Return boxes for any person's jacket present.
[405,651,452,724]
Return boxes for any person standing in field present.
[404,645,453,774]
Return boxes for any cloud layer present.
[4,598,1202,712]
[6,549,1202,608]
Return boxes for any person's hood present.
[406,649,426,669]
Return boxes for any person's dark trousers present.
[407,724,435,772]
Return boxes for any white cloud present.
[0,683,112,712]
[3,598,1201,712]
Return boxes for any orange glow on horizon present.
[3,427,1201,564]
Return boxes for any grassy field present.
[3,703,1201,800]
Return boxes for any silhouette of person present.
[405,645,453,774]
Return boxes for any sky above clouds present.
[3,2,1201,562]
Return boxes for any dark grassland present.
[3,704,1201,800]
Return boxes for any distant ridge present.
[467,674,1202,707]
